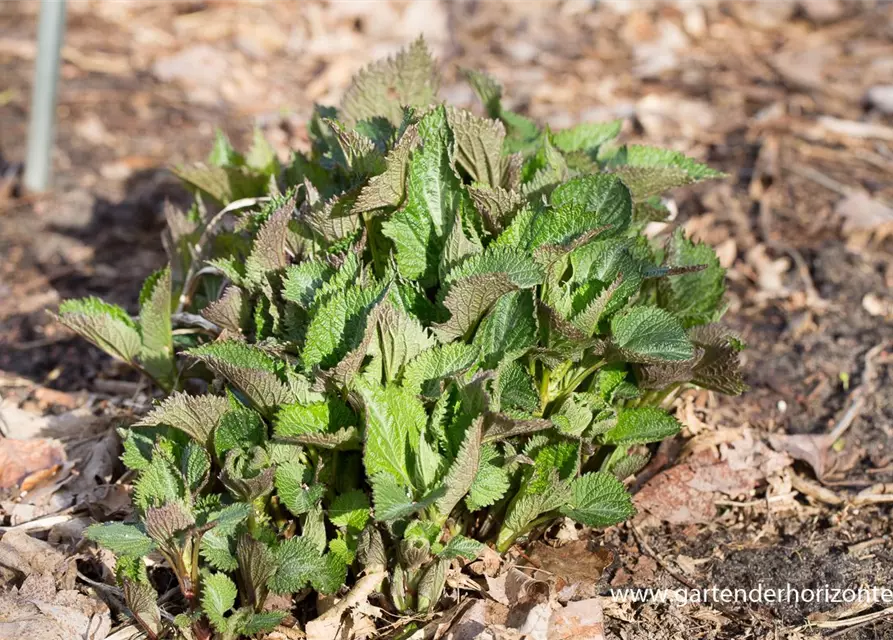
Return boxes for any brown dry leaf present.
[634,433,792,525]
[768,433,834,479]
[443,599,510,640]
[0,573,110,640]
[525,541,614,602]
[0,529,77,589]
[547,598,605,640]
[834,191,893,240]
[0,437,66,492]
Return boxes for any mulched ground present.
[1,2,892,638]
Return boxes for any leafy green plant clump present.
[59,39,744,639]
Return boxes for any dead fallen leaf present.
[547,598,605,640]
[635,433,792,525]
[525,541,614,602]
[768,433,834,479]
[0,573,110,640]
[0,529,77,589]
[0,438,66,492]
[835,191,893,234]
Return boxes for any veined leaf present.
[402,343,480,397]
[85,523,156,557]
[447,106,507,187]
[202,286,248,335]
[605,145,725,200]
[360,383,427,487]
[657,229,725,328]
[438,535,484,560]
[354,124,420,213]
[138,266,175,388]
[301,282,386,371]
[341,37,439,126]
[436,417,483,517]
[552,120,622,154]
[382,106,462,282]
[435,247,543,341]
[56,297,141,365]
[135,392,230,446]
[602,407,681,445]
[275,460,325,516]
[274,398,356,438]
[329,490,371,531]
[202,572,238,632]
[189,341,291,414]
[560,471,635,527]
[548,174,632,240]
[611,306,694,363]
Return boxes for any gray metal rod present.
[24,0,67,192]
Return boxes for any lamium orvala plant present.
[58,38,744,640]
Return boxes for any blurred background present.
[1,2,892,638]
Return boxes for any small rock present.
[799,0,847,24]
[863,293,893,319]
[866,85,893,115]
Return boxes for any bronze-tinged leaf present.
[145,501,195,543]
[201,286,248,334]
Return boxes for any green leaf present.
[382,106,462,282]
[135,392,230,447]
[209,129,242,167]
[329,490,371,531]
[360,383,426,487]
[301,283,386,371]
[657,229,725,328]
[552,120,622,153]
[602,407,681,445]
[605,145,725,200]
[238,611,286,636]
[354,124,420,213]
[274,398,356,439]
[246,127,278,174]
[134,454,186,511]
[189,341,291,414]
[245,196,292,287]
[435,247,543,341]
[56,297,141,364]
[275,461,325,516]
[474,291,537,369]
[402,343,480,397]
[371,473,438,523]
[438,535,484,560]
[548,174,632,241]
[341,36,439,126]
[611,306,694,363]
[282,259,333,308]
[182,441,211,492]
[463,68,502,118]
[269,536,326,594]
[214,407,266,459]
[200,528,239,572]
[123,580,162,637]
[138,266,175,388]
[466,448,510,511]
[447,106,506,187]
[201,572,238,632]
[436,418,482,517]
[367,303,436,384]
[560,472,635,527]
[85,523,155,557]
